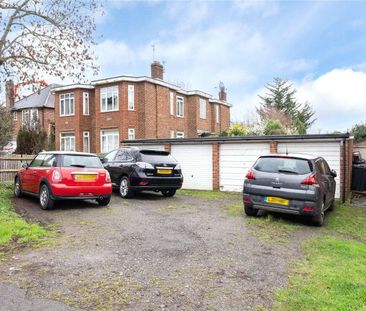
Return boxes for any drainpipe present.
[342,138,346,203]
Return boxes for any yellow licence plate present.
[157,169,172,175]
[265,196,289,206]
[74,174,97,181]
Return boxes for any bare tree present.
[0,0,100,86]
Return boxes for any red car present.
[14,151,112,209]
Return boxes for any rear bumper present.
[51,184,112,198]
[51,194,111,201]
[129,175,183,190]
[246,202,317,216]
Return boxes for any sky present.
[64,1,366,133]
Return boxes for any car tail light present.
[105,171,111,183]
[303,206,314,211]
[243,196,252,203]
[139,180,149,186]
[301,174,318,185]
[136,162,154,169]
[245,169,256,180]
[52,169,62,182]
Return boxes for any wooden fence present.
[0,154,34,182]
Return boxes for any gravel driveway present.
[0,191,309,310]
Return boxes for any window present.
[60,133,75,151]
[83,92,89,115]
[41,154,57,167]
[105,150,118,162]
[115,149,133,162]
[60,93,75,116]
[176,96,184,117]
[30,154,46,167]
[170,92,174,115]
[83,131,90,153]
[199,98,206,119]
[128,128,135,140]
[216,105,220,123]
[170,130,175,138]
[13,112,17,121]
[254,157,312,175]
[128,85,135,110]
[22,109,38,126]
[62,155,102,168]
[101,86,118,112]
[176,131,184,138]
[101,129,119,153]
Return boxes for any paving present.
[0,191,309,311]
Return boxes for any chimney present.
[151,61,164,80]
[5,80,15,109]
[219,88,227,101]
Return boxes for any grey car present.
[243,154,337,226]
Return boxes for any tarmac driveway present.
[0,191,308,310]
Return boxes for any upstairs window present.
[199,98,206,119]
[60,93,74,116]
[101,86,118,112]
[128,85,135,110]
[83,92,89,115]
[22,108,38,126]
[170,92,174,115]
[176,96,184,117]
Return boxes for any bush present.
[16,120,47,154]
[351,122,366,141]
[264,119,287,135]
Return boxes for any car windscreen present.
[61,155,103,168]
[254,157,312,175]
[139,150,176,164]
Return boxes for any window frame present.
[59,93,75,117]
[22,108,38,126]
[82,92,89,115]
[128,128,135,140]
[199,98,207,119]
[83,131,90,153]
[60,132,75,151]
[127,85,135,111]
[170,91,174,115]
[100,129,119,153]
[13,111,17,121]
[176,96,184,118]
[100,86,119,112]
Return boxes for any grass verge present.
[177,189,240,200]
[275,202,366,310]
[0,183,53,248]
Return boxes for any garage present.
[219,142,270,192]
[277,141,341,198]
[171,144,213,190]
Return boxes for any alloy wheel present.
[120,178,128,197]
[40,186,49,208]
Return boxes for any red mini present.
[14,151,112,209]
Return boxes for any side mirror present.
[330,169,337,178]
[100,157,107,164]
[22,162,29,169]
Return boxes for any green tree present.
[263,119,287,135]
[351,122,366,141]
[258,78,316,134]
[220,123,248,136]
[0,106,13,147]
[16,120,47,154]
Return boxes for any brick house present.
[5,81,58,138]
[52,62,231,154]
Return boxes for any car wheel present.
[312,201,325,227]
[244,205,259,216]
[162,189,176,197]
[119,176,134,198]
[39,184,54,210]
[97,196,111,206]
[14,177,22,198]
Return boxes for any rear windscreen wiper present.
[70,164,85,167]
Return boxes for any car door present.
[109,150,128,182]
[22,154,46,193]
[322,159,336,205]
[315,159,333,207]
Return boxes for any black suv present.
[102,147,183,198]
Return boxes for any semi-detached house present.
[52,61,231,154]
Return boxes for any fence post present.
[212,143,220,190]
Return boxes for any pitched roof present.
[12,84,60,111]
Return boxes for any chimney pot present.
[151,61,164,80]
[219,89,227,101]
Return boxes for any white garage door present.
[130,144,165,151]
[220,142,270,192]
[171,144,213,190]
[278,141,341,198]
